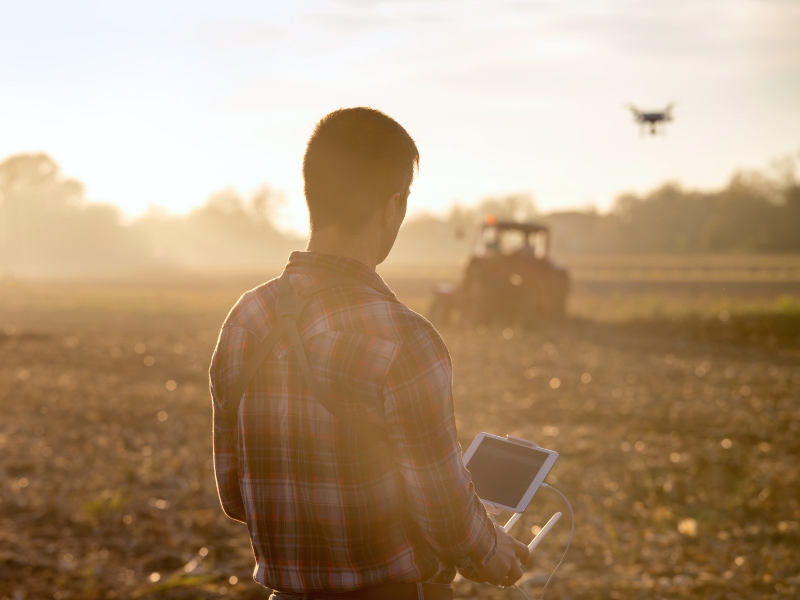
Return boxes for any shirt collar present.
[285,251,397,300]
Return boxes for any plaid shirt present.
[210,251,496,593]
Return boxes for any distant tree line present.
[1,152,798,278]
[385,159,800,265]
[0,154,150,277]
[544,172,800,256]
[0,154,302,277]
[132,187,300,271]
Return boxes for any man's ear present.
[382,192,404,226]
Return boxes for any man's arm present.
[382,325,497,573]
[209,324,252,524]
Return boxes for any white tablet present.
[462,433,558,513]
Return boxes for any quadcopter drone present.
[627,103,674,136]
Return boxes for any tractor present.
[429,216,569,327]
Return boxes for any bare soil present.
[1,279,798,600]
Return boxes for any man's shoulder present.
[337,286,450,371]
[219,275,441,348]
[219,279,280,340]
[347,285,438,344]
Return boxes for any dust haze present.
[2,151,800,279]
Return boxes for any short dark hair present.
[303,107,419,233]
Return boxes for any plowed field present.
[1,279,798,600]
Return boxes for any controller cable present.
[485,483,575,600]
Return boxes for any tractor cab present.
[430,215,569,327]
[474,216,550,260]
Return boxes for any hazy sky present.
[2,0,799,233]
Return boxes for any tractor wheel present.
[543,282,568,320]
[461,280,489,328]
[552,294,567,319]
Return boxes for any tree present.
[0,153,149,277]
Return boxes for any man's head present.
[303,107,419,263]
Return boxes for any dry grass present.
[1,276,798,600]
[380,255,800,282]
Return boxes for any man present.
[210,107,529,599]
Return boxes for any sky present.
[1,0,799,234]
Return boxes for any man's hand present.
[460,523,530,587]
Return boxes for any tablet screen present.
[466,437,551,508]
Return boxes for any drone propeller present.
[625,104,642,123]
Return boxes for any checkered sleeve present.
[209,324,251,524]
[382,325,497,573]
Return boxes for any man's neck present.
[306,227,380,271]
